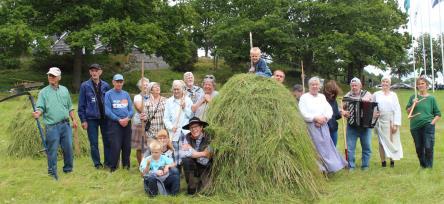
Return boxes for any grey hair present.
[148,82,160,92]
[202,78,216,89]
[171,80,186,92]
[381,76,391,84]
[136,77,150,90]
[308,76,321,85]
[183,72,194,80]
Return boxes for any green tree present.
[24,0,197,90]
[0,0,46,69]
[414,33,443,78]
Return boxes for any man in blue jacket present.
[78,64,111,169]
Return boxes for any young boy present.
[248,47,272,77]
[140,141,179,196]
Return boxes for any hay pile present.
[6,95,89,158]
[204,74,324,200]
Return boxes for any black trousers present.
[108,120,132,170]
[182,157,211,195]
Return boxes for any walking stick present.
[340,99,348,162]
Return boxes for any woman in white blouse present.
[373,76,403,167]
[299,77,347,173]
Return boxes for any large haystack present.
[6,95,89,158]
[203,74,324,200]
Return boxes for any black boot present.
[381,161,387,167]
[390,160,394,168]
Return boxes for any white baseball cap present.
[47,67,61,77]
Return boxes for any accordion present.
[343,97,379,128]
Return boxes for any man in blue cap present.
[104,74,134,171]
[78,63,111,169]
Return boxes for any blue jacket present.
[78,79,110,122]
[255,58,272,77]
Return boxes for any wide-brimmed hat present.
[182,117,208,130]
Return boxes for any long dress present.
[373,91,403,160]
[299,92,348,173]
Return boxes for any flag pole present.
[439,3,444,84]
[410,8,417,99]
[421,8,428,77]
[429,0,436,92]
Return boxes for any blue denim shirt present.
[255,58,272,77]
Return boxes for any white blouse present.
[299,92,333,122]
[373,90,402,126]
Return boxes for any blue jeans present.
[86,118,110,167]
[144,167,180,196]
[46,121,73,175]
[410,123,435,168]
[346,125,372,169]
[330,130,338,147]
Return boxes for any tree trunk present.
[72,48,82,92]
[347,63,354,84]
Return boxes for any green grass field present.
[1,90,444,203]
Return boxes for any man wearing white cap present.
[32,67,78,180]
[104,74,134,171]
[342,77,373,170]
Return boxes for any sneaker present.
[95,164,104,169]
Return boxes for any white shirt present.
[373,91,402,125]
[299,92,333,122]
[163,96,193,141]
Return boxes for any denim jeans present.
[46,121,73,175]
[144,167,180,196]
[410,123,435,168]
[86,118,110,167]
[330,130,338,147]
[346,125,372,169]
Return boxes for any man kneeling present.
[180,117,213,195]
[140,140,179,196]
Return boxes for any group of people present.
[33,64,216,196]
[31,46,441,197]
[297,75,441,173]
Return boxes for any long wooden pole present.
[140,57,146,154]
[249,32,254,73]
[301,60,305,93]
[340,99,348,162]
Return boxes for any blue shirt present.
[104,89,134,121]
[139,155,173,176]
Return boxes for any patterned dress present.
[146,96,167,139]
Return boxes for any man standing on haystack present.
[33,67,78,180]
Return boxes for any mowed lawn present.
[1,90,444,203]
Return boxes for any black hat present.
[89,63,101,70]
[182,117,208,130]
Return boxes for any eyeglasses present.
[189,125,202,130]
[204,75,215,80]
